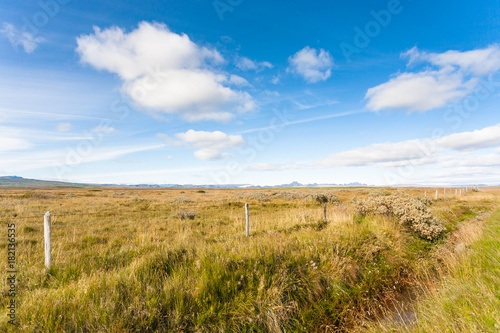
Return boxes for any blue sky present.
[1,0,500,185]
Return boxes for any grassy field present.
[0,187,498,332]
[368,192,500,332]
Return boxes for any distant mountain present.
[108,181,369,188]
[270,181,368,188]
[0,177,369,188]
[0,176,89,188]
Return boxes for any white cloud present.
[194,148,224,160]
[76,22,254,122]
[56,122,72,133]
[436,124,500,150]
[174,129,244,160]
[366,45,500,112]
[317,123,500,168]
[156,133,183,147]
[92,125,117,134]
[236,57,273,72]
[317,139,436,167]
[228,75,252,87]
[0,143,164,173]
[405,45,500,76]
[248,163,301,171]
[288,47,333,83]
[0,23,44,54]
[366,70,476,111]
[0,136,32,152]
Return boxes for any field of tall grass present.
[0,186,498,332]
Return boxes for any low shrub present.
[174,197,194,203]
[19,192,56,199]
[306,193,339,204]
[238,192,270,201]
[270,191,307,200]
[178,211,197,220]
[353,194,445,240]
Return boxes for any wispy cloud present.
[239,109,365,134]
[56,122,72,133]
[2,144,164,174]
[236,56,273,72]
[0,108,106,121]
[0,23,44,53]
[0,135,32,152]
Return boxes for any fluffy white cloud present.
[317,123,500,168]
[366,70,476,111]
[194,148,224,160]
[366,45,500,112]
[76,22,254,122]
[436,124,500,150]
[0,23,44,54]
[174,129,244,160]
[288,47,333,83]
[236,57,273,72]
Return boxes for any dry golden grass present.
[0,186,497,332]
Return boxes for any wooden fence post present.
[245,203,249,237]
[323,203,327,222]
[435,190,438,200]
[44,211,51,269]
[443,188,446,199]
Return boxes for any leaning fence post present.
[323,203,327,222]
[245,203,249,237]
[44,211,51,269]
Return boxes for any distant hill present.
[0,176,89,188]
[0,177,368,188]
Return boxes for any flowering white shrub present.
[353,194,445,240]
